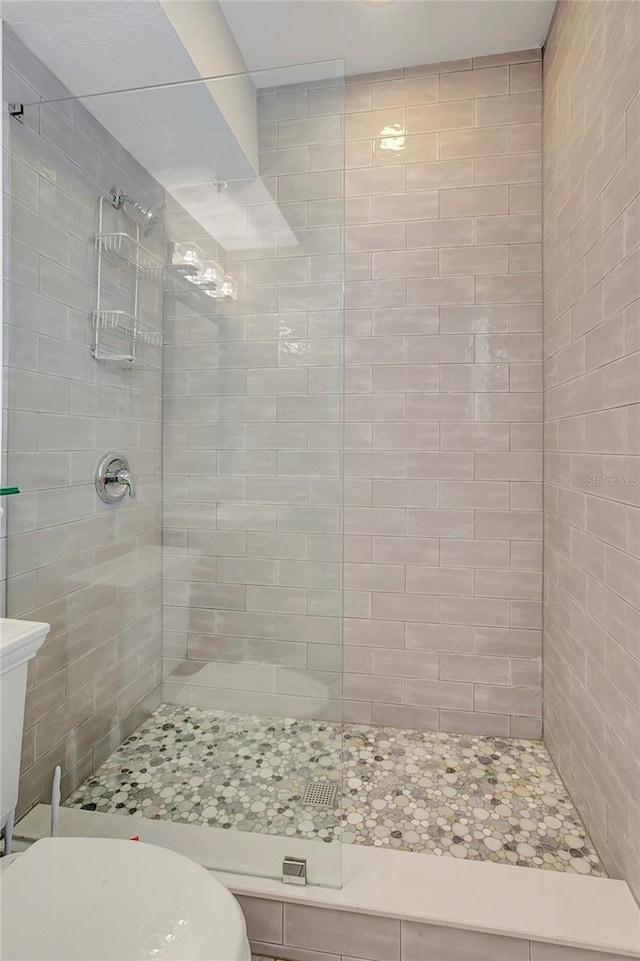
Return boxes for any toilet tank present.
[0,619,50,830]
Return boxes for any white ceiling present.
[2,0,555,252]
[2,0,273,244]
[220,0,555,78]
[1,1,261,179]
[1,0,251,182]
[2,0,205,94]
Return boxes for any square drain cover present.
[302,781,338,807]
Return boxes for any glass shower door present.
[161,64,346,884]
[5,55,344,886]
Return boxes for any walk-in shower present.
[5,30,606,891]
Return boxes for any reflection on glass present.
[378,123,406,154]
[171,241,204,268]
[200,261,225,288]
[217,275,238,301]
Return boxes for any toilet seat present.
[0,836,251,961]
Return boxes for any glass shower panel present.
[5,59,344,886]
[161,64,346,884]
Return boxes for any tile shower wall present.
[543,2,640,900]
[3,30,163,815]
[161,78,345,719]
[162,53,544,736]
[240,895,634,961]
[341,52,544,737]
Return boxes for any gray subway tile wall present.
[543,0,640,901]
[342,53,543,735]
[4,29,164,814]
[240,894,634,961]
[162,53,544,732]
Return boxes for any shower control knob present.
[95,453,136,503]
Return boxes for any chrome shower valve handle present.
[114,467,136,497]
[95,453,136,503]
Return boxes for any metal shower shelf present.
[92,193,164,371]
[95,231,164,286]
[92,311,162,369]
[92,349,161,370]
[93,311,163,347]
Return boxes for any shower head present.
[140,201,164,237]
[109,186,164,237]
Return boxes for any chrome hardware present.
[302,780,338,807]
[95,453,136,503]
[92,193,164,369]
[8,103,24,122]
[108,186,164,237]
[282,857,307,886]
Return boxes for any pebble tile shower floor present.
[66,704,604,876]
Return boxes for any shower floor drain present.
[302,781,338,808]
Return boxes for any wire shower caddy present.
[92,193,164,369]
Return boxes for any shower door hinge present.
[7,103,24,122]
[282,856,307,886]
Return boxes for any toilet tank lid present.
[0,836,249,961]
[0,618,50,671]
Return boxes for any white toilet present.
[0,618,251,961]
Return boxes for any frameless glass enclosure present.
[5,53,345,885]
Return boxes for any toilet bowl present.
[0,617,250,960]
[0,836,251,961]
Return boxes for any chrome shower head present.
[109,186,165,237]
[142,202,164,237]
